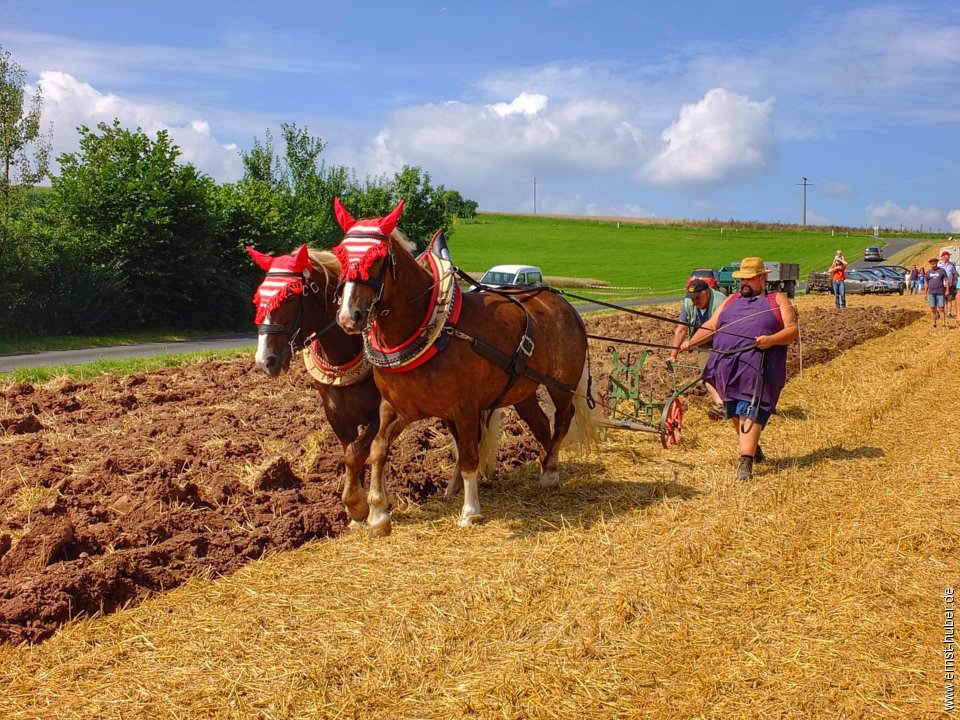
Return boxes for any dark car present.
[863,245,884,261]
[687,268,719,289]
[845,269,900,294]
[867,266,907,293]
[875,264,909,277]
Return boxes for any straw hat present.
[732,257,768,279]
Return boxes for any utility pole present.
[798,176,813,226]
[533,177,537,214]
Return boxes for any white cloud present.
[865,200,949,231]
[363,86,777,214]
[488,91,548,117]
[33,71,243,181]
[642,89,776,189]
[947,209,960,232]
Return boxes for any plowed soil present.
[0,305,922,645]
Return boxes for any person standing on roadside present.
[830,250,848,309]
[926,257,949,328]
[680,257,800,482]
[908,265,919,294]
[938,251,957,319]
[669,278,726,419]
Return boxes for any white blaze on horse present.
[333,198,599,535]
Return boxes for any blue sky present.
[4,1,959,230]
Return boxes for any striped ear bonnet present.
[331,198,405,282]
[247,244,311,323]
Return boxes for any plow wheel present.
[659,396,683,449]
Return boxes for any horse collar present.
[363,251,461,373]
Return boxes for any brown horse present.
[333,199,597,535]
[248,244,501,526]
[249,244,380,524]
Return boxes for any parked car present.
[478,264,544,287]
[687,268,719,289]
[874,264,909,277]
[863,245,884,261]
[844,269,901,294]
[866,266,906,293]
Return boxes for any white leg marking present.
[458,470,484,527]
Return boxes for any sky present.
[3,0,959,231]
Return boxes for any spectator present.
[908,265,919,295]
[926,257,949,328]
[681,257,800,481]
[669,279,726,419]
[830,250,848,309]
[939,251,957,319]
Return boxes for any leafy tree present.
[0,45,52,246]
[52,120,245,329]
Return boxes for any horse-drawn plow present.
[595,346,699,449]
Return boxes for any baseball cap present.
[685,279,710,298]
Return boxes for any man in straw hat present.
[680,257,799,481]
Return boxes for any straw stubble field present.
[0,292,957,719]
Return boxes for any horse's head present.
[332,198,405,334]
[248,244,338,376]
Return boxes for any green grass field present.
[449,214,881,292]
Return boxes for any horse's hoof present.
[539,470,560,488]
[367,520,392,538]
[457,513,484,527]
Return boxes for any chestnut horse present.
[248,244,501,526]
[334,199,597,535]
[249,244,379,524]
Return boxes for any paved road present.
[0,237,925,373]
[0,297,681,373]
[0,334,259,373]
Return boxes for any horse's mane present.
[390,228,417,255]
[308,248,341,289]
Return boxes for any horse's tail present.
[562,357,602,453]
[478,408,503,478]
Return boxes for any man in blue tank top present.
[680,257,799,481]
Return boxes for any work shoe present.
[736,455,754,482]
[754,445,766,462]
[707,403,725,421]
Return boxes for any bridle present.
[257,271,338,355]
[336,246,396,328]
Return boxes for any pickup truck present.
[717,261,800,298]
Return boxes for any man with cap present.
[926,256,949,328]
[669,278,726,418]
[680,257,799,481]
[938,250,957,319]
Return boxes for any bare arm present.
[669,322,686,360]
[756,294,799,350]
[680,296,733,352]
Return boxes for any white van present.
[479,264,544,287]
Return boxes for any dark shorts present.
[948,288,957,301]
[724,400,772,427]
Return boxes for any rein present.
[559,288,758,342]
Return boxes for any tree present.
[52,120,244,329]
[0,45,52,245]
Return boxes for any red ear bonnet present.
[248,244,311,324]
[332,199,406,282]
